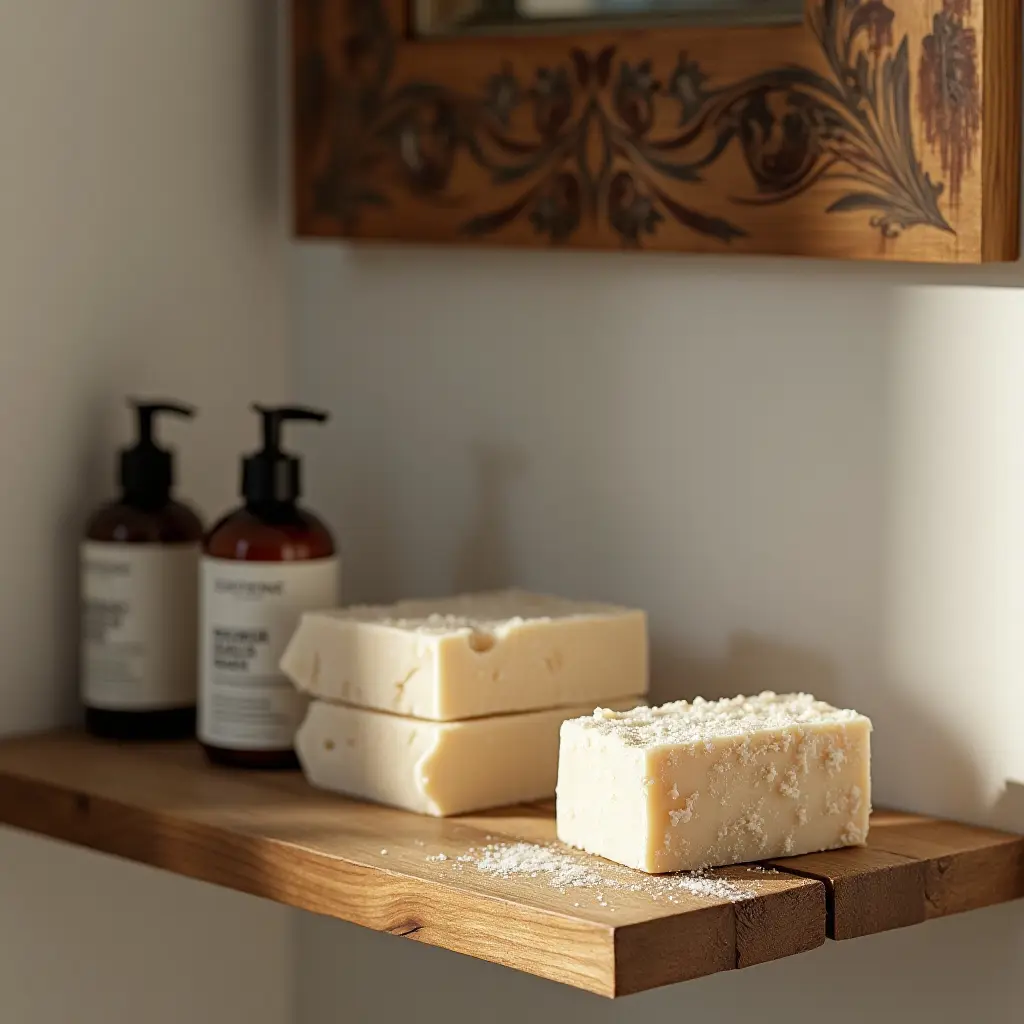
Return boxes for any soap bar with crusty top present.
[280,589,647,721]
[556,692,872,873]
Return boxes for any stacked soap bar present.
[557,692,871,873]
[299,696,638,817]
[281,590,648,816]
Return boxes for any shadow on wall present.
[53,395,114,729]
[656,631,984,822]
[453,443,526,593]
[653,631,838,705]
[335,463,404,606]
[294,893,1024,1024]
[0,826,290,1024]
[297,247,1024,828]
[995,780,1024,834]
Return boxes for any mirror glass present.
[416,0,804,35]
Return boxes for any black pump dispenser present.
[120,400,195,506]
[242,405,329,506]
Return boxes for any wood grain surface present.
[765,808,1024,939]
[0,732,822,998]
[293,0,1021,262]
[0,734,1020,994]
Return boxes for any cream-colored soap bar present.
[297,696,643,816]
[281,589,647,721]
[556,692,872,873]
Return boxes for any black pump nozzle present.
[242,404,329,505]
[120,400,195,506]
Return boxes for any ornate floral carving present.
[304,0,970,246]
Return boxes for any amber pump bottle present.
[199,405,338,769]
[81,400,203,740]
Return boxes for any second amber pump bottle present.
[199,405,338,768]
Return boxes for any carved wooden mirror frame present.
[293,0,1020,263]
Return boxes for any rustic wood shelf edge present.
[0,733,1020,997]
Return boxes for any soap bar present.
[280,589,647,721]
[297,696,643,816]
[556,692,872,873]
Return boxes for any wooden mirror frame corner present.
[293,0,1021,263]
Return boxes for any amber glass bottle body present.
[83,500,203,740]
[200,503,335,769]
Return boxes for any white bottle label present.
[199,556,339,750]
[81,541,200,710]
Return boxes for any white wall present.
[292,246,1024,1021]
[0,3,292,1022]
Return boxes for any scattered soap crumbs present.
[380,849,388,856]
[429,841,757,904]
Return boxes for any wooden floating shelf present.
[765,809,1024,940]
[0,733,1021,997]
